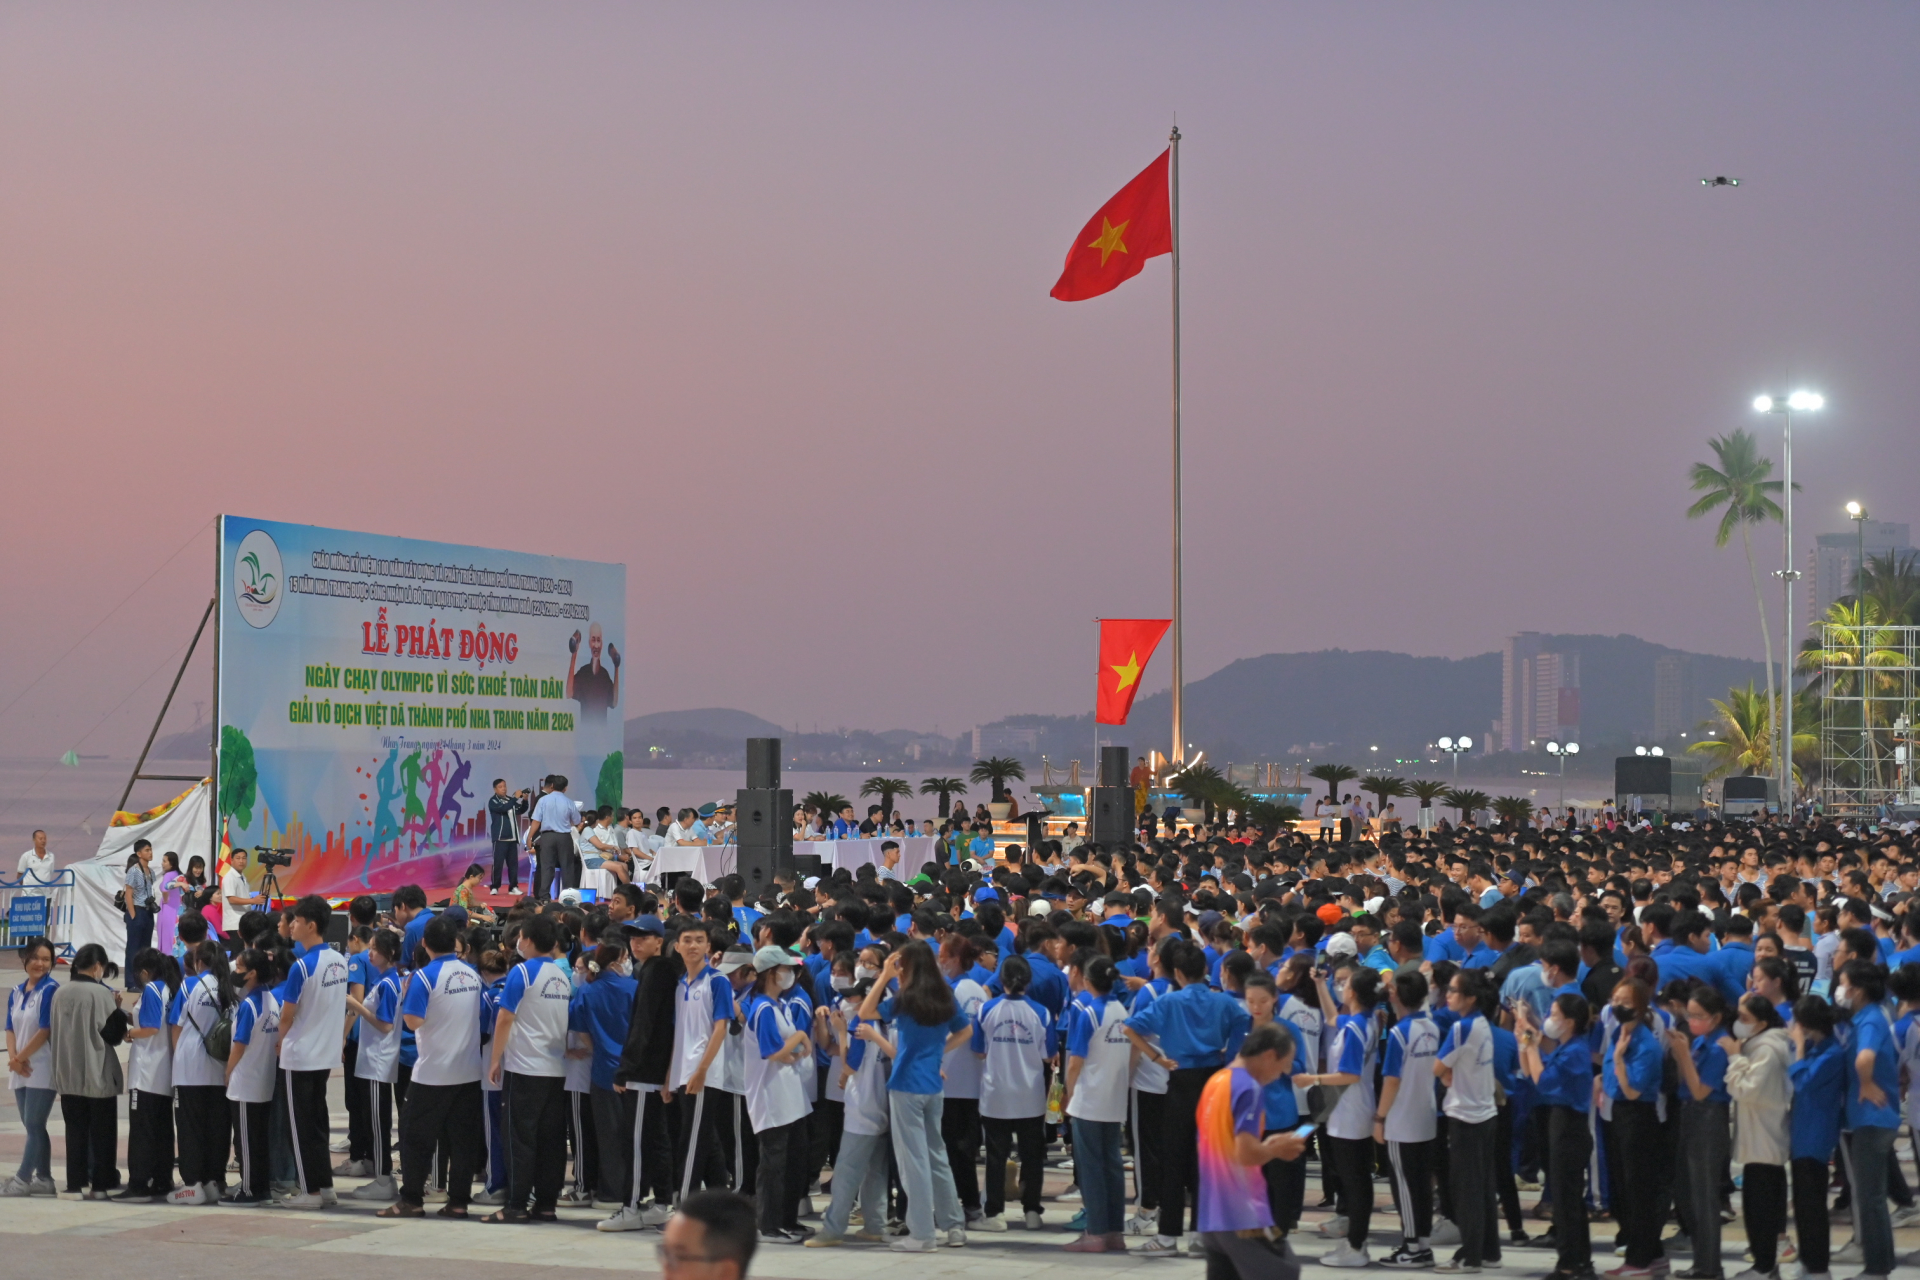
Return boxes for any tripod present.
[250,846,293,910]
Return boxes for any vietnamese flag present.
[1097,618,1171,725]
[1049,150,1172,302]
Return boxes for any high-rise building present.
[1653,653,1693,739]
[1811,520,1911,623]
[1493,632,1580,752]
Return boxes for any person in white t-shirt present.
[741,946,811,1242]
[13,832,61,943]
[4,935,59,1196]
[384,915,482,1217]
[224,946,283,1205]
[276,896,349,1207]
[971,953,1052,1230]
[1062,953,1131,1252]
[1300,965,1384,1266]
[1435,970,1502,1270]
[344,930,405,1203]
[808,961,892,1246]
[1373,969,1441,1267]
[119,948,178,1201]
[166,941,234,1205]
[219,849,261,935]
[487,913,572,1220]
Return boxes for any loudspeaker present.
[1092,785,1133,850]
[734,786,793,896]
[1614,756,1672,797]
[1098,745,1130,788]
[746,738,781,790]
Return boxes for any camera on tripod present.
[254,846,294,869]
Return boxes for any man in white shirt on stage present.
[220,847,262,935]
[524,775,582,903]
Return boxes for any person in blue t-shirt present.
[1835,961,1903,1279]
[1786,995,1845,1279]
[1603,977,1667,1274]
[1516,992,1594,1280]
[1666,983,1734,1279]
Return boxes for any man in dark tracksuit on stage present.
[487,780,530,894]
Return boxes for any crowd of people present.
[9,792,1920,1280]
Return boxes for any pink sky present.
[3,4,1918,761]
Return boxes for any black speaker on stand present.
[737,738,795,894]
[1091,744,1133,850]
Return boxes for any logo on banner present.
[234,529,284,629]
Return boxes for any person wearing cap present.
[741,946,811,1243]
[605,915,677,1230]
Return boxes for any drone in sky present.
[1702,176,1741,188]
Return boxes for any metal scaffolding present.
[1814,620,1920,814]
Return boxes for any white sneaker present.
[29,1177,57,1197]
[640,1202,671,1227]
[332,1159,372,1178]
[1323,1241,1372,1268]
[1187,1235,1206,1256]
[1057,1184,1082,1202]
[1025,1210,1046,1230]
[1320,1215,1352,1239]
[973,1215,1009,1232]
[1831,1241,1862,1264]
[329,1136,351,1153]
[167,1184,211,1206]
[349,1175,395,1201]
[0,1178,31,1198]
[598,1205,648,1232]
[1127,1211,1159,1236]
[319,1187,338,1208]
[275,1191,326,1210]
[470,1187,505,1205]
[889,1237,937,1253]
[1133,1235,1182,1257]
[1732,1270,1777,1280]
[1432,1217,1462,1247]
[946,1228,967,1248]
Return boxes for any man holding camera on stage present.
[219,846,262,935]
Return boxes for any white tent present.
[71,781,215,957]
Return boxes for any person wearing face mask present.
[1665,984,1735,1280]
[742,946,813,1243]
[1516,992,1595,1280]
[1786,995,1845,1280]
[605,914,677,1231]
[1833,961,1902,1280]
[570,938,639,1213]
[936,934,990,1228]
[1723,994,1792,1280]
[808,956,893,1246]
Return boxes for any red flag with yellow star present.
[1050,150,1172,301]
[1097,617,1171,725]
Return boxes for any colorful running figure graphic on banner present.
[372,748,401,852]
[433,750,474,844]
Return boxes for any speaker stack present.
[1091,744,1134,851]
[736,737,795,894]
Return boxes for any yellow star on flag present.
[1109,650,1142,691]
[1086,217,1130,267]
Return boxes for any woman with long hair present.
[3,936,59,1196]
[1725,992,1793,1280]
[1517,991,1596,1280]
[857,939,969,1252]
[1603,976,1667,1276]
[154,852,183,955]
[50,943,127,1197]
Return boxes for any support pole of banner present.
[116,596,216,814]
[1169,124,1184,768]
[211,516,223,869]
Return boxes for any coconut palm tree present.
[1359,775,1409,817]
[801,790,850,816]
[1443,788,1491,824]
[1177,763,1227,822]
[969,756,1026,802]
[1248,799,1302,830]
[1799,602,1906,791]
[1858,549,1920,627]
[859,776,912,821]
[1407,779,1449,812]
[1307,762,1359,802]
[1686,682,1816,784]
[917,776,968,818]
[1491,795,1535,828]
[1687,429,1790,772]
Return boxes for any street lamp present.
[1545,740,1579,809]
[1847,501,1869,602]
[1436,735,1473,778]
[1755,389,1824,814]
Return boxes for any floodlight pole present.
[1169,124,1184,768]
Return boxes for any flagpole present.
[1169,124,1184,767]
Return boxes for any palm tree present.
[1359,775,1409,817]
[801,790,849,816]
[917,776,968,818]
[1686,682,1815,783]
[859,776,912,821]
[1491,795,1535,828]
[969,756,1026,802]
[1307,762,1358,802]
[1799,602,1906,791]
[1687,429,1790,774]
[1407,779,1450,812]
[1248,799,1302,830]
[1858,549,1920,627]
[1443,788,1490,824]
[1178,763,1227,822]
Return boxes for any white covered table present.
[797,836,940,874]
